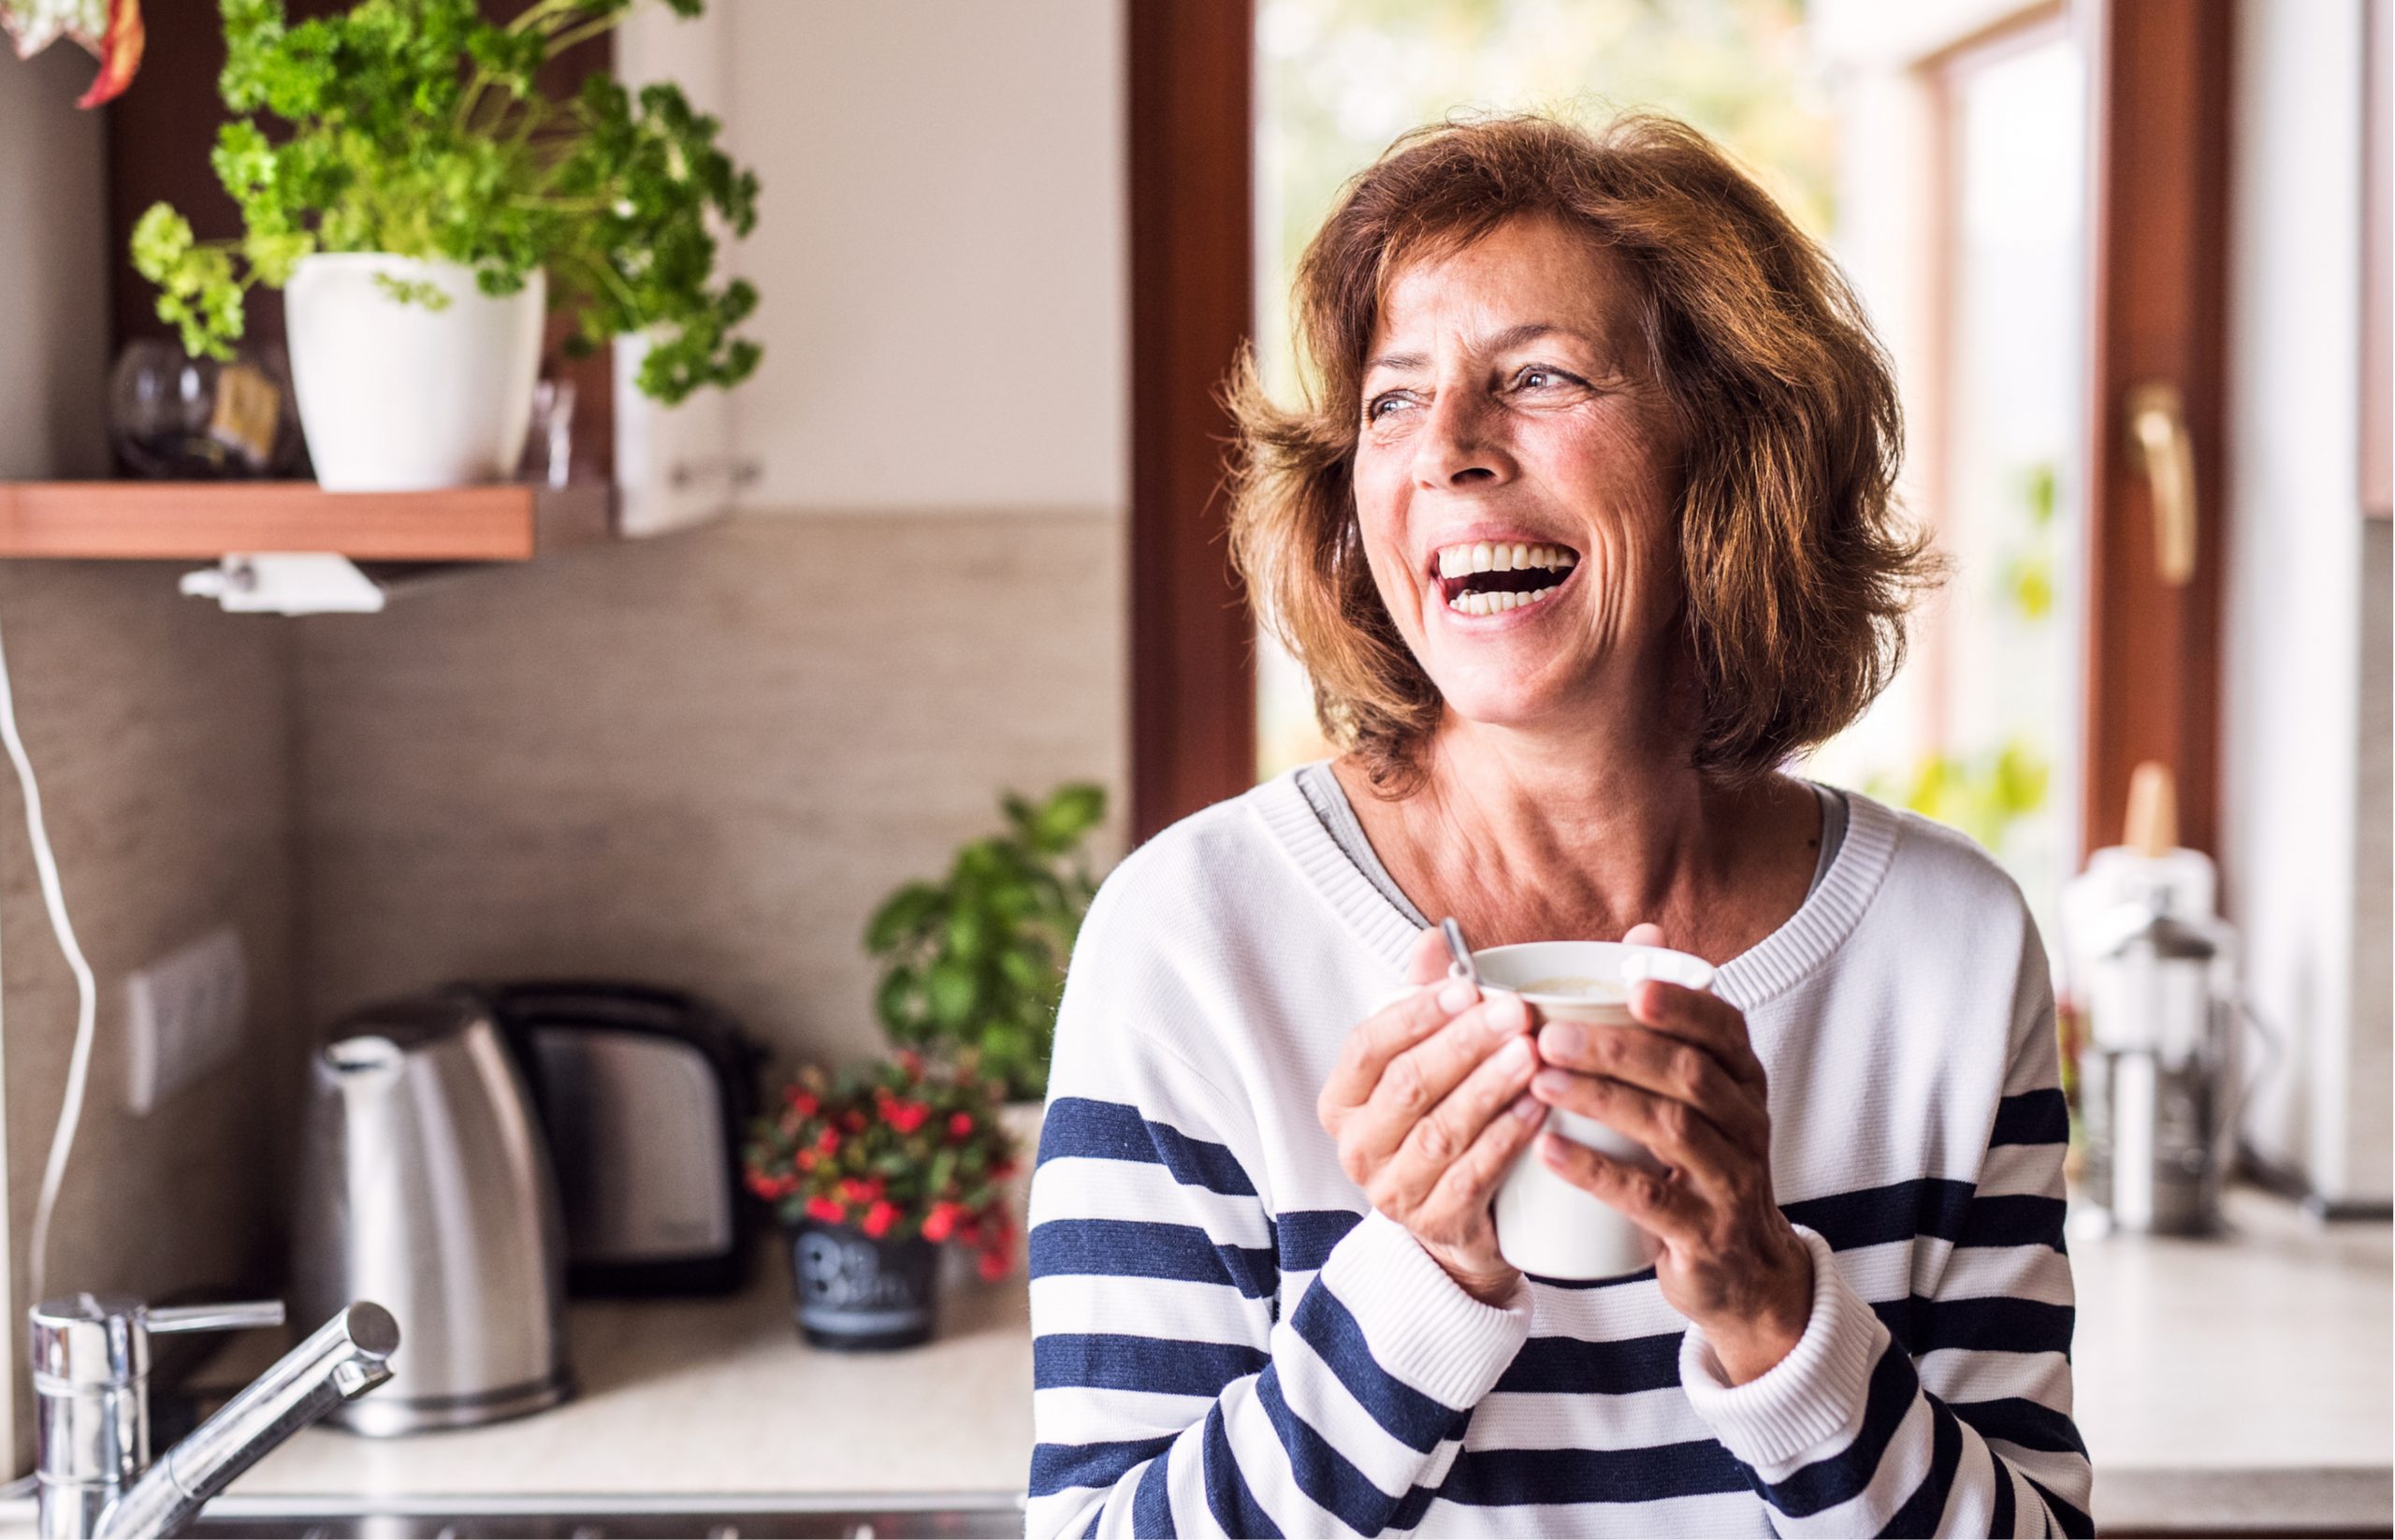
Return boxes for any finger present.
[1622,922,1667,948]
[1382,1029,1541,1211]
[1349,993,1532,1167]
[1419,1088,1546,1225]
[1532,1020,1768,1152]
[1321,973,1481,1112]
[1628,981,1769,1090]
[1405,925,1452,988]
[1539,1132,1702,1245]
[1531,1066,1749,1206]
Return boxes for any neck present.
[1333,686,1813,956]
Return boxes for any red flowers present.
[921,1199,967,1242]
[743,1054,1022,1254]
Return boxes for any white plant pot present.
[283,254,545,492]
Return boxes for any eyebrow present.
[1363,322,1579,376]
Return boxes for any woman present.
[1027,114,2090,1538]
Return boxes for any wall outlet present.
[125,925,247,1115]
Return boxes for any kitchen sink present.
[168,1492,1027,1539]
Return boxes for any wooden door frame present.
[2079,0,2233,859]
[1125,0,1256,845]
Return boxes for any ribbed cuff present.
[1318,1208,1533,1411]
[1677,1227,1886,1471]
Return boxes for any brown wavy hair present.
[1227,112,1940,794]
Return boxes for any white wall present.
[701,0,1129,516]
[2222,0,2389,1206]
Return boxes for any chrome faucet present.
[29,1293,399,1539]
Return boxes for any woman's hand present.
[1529,923,1814,1384]
[1317,927,1546,1306]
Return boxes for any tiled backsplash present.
[294,508,1128,1070]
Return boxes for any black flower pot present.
[788,1221,940,1350]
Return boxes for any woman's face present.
[1352,215,1687,736]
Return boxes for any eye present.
[1514,365,1575,391]
[1365,391,1415,423]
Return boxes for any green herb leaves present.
[864,784,1109,1103]
[132,0,760,405]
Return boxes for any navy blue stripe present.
[1874,1295,2075,1359]
[1491,1331,1683,1394]
[1255,1365,1417,1534]
[1783,1178,1976,1251]
[1270,1208,1360,1272]
[1030,1435,1175,1498]
[1287,1279,1467,1453]
[1035,1333,1268,1396]
[1387,1476,1440,1531]
[1877,1397,1965,1536]
[1990,1089,2069,1147]
[1437,1439,1747,1505]
[1199,1401,1282,1538]
[1955,1194,2068,1252]
[1132,1447,1177,1537]
[1078,1506,1101,1540]
[2024,1474,2096,1538]
[1988,1457,2015,1538]
[1949,1397,2089,1459]
[1030,1218,1278,1300]
[1038,1097,1258,1196]
[1753,1337,1922,1518]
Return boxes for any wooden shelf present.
[0,481,614,561]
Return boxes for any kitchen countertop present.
[200,1186,2388,1533]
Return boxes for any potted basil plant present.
[131,0,761,492]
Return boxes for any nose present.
[1413,387,1516,490]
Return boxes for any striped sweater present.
[1026,770,2093,1537]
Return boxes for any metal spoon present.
[1439,916,1479,986]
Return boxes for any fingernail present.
[1511,1094,1544,1122]
[1542,1021,1585,1058]
[1533,1068,1573,1097]
[1484,993,1528,1036]
[1497,1036,1531,1069]
[1437,978,1478,1013]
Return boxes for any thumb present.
[1405,925,1453,988]
[1623,922,1667,948]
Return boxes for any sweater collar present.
[1247,764,1901,1012]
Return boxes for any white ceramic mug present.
[1474,940,1717,1281]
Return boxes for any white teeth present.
[1434,542,1575,574]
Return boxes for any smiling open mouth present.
[1435,541,1578,617]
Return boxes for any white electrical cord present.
[0,607,98,1311]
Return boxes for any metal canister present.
[2080,896,2268,1234]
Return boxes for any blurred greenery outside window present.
[1252,0,2085,941]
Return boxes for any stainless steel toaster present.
[478,981,761,1297]
[291,991,573,1435]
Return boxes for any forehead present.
[1370,215,1636,355]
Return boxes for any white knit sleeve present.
[1676,917,2094,1538]
[1024,890,1531,1538]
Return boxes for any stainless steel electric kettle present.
[292,990,573,1434]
